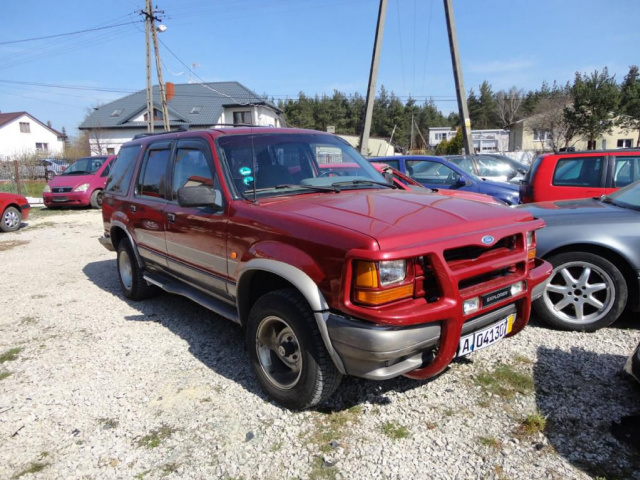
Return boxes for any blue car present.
[369,155,520,205]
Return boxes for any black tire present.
[0,206,22,232]
[90,190,103,209]
[116,238,157,300]
[533,252,627,332]
[246,289,342,410]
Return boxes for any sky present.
[1,0,639,138]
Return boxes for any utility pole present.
[359,0,387,156]
[142,1,170,132]
[443,0,474,155]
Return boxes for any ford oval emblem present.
[481,235,495,245]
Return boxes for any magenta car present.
[43,155,115,209]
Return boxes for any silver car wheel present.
[3,209,20,230]
[118,248,134,292]
[542,260,614,325]
[255,316,302,390]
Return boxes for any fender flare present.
[236,258,346,374]
[110,221,146,269]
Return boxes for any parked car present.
[369,155,520,205]
[445,154,529,184]
[518,180,640,331]
[0,192,30,232]
[519,149,640,203]
[624,340,640,385]
[99,127,551,409]
[41,158,69,180]
[42,155,114,209]
[373,163,504,205]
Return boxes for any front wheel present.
[246,289,342,410]
[0,206,22,232]
[90,189,103,209]
[533,252,627,331]
[116,239,157,300]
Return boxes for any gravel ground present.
[1,208,639,480]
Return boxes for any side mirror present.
[382,171,394,185]
[454,175,467,187]
[178,185,223,209]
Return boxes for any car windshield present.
[216,133,391,198]
[601,179,640,211]
[63,157,104,175]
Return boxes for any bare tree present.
[527,96,576,152]
[495,87,525,128]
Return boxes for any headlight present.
[42,184,51,193]
[74,183,90,192]
[379,260,406,286]
[526,231,536,259]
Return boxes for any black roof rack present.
[132,124,190,140]
[209,123,261,128]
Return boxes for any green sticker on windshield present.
[243,176,254,186]
[239,167,252,176]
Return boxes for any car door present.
[406,159,476,192]
[130,141,172,269]
[163,139,231,300]
[550,155,606,200]
[607,153,640,194]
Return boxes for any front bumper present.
[43,191,91,207]
[324,257,552,381]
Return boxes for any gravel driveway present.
[1,209,639,480]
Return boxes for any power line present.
[0,20,143,46]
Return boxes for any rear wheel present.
[116,239,157,300]
[246,289,342,409]
[533,252,627,331]
[0,206,21,232]
[90,189,103,209]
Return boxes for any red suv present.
[100,127,551,409]
[520,149,640,203]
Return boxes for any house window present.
[143,108,164,122]
[618,139,632,148]
[533,129,550,141]
[190,106,203,114]
[110,109,124,117]
[20,122,30,133]
[233,111,252,125]
[107,148,115,155]
[35,143,49,152]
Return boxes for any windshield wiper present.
[330,179,396,189]
[274,183,341,193]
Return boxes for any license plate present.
[52,197,68,202]
[457,314,515,357]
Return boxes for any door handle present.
[167,213,176,222]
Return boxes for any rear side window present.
[372,159,399,170]
[553,156,604,187]
[106,146,140,194]
[523,155,543,183]
[613,155,640,187]
[138,148,171,198]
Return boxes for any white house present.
[0,111,65,160]
[428,126,510,153]
[79,82,283,155]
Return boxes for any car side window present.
[171,147,215,201]
[407,160,457,185]
[138,148,171,198]
[475,157,509,177]
[106,146,140,195]
[613,156,640,187]
[553,156,603,187]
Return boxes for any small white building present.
[0,111,65,160]
[79,82,283,155]
[428,126,510,153]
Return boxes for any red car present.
[43,155,115,208]
[0,192,30,232]
[519,149,640,203]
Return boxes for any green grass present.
[13,462,48,478]
[477,436,501,448]
[0,348,22,364]
[137,425,176,448]
[474,363,534,400]
[517,412,547,437]
[0,371,12,381]
[381,421,410,439]
[306,406,363,453]
[0,180,46,197]
[309,456,338,480]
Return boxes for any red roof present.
[0,111,27,128]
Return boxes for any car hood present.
[476,178,519,192]
[260,189,535,250]
[48,173,96,188]
[518,197,635,225]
